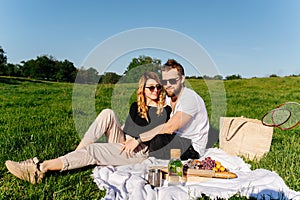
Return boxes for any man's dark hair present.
[161,59,185,76]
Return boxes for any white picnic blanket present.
[92,148,300,200]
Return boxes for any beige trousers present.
[59,109,149,171]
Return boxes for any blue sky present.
[1,0,300,78]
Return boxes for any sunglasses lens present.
[168,79,177,84]
[146,85,162,92]
[148,86,155,92]
[162,78,178,85]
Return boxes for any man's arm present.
[120,111,192,155]
[139,111,192,142]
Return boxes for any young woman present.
[5,72,171,184]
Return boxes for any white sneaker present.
[5,157,44,184]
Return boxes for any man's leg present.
[149,134,197,160]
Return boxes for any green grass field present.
[0,76,299,199]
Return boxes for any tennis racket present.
[262,107,291,127]
[262,102,300,130]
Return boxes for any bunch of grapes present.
[183,157,216,170]
[200,157,216,170]
[183,157,227,172]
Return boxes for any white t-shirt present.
[166,87,209,155]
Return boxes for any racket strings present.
[277,103,300,130]
[262,102,300,130]
[262,108,291,127]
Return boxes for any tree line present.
[0,46,162,83]
[0,46,77,82]
[1,45,249,83]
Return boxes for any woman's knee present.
[98,109,116,119]
[101,108,114,115]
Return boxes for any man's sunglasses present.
[145,84,162,92]
[161,77,181,85]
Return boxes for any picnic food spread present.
[183,157,237,179]
[150,156,237,184]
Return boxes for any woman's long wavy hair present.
[137,72,166,122]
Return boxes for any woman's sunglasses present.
[161,77,180,85]
[145,84,162,92]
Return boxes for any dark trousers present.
[148,134,199,160]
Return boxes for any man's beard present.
[166,90,175,97]
[166,85,182,98]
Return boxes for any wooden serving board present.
[187,168,237,179]
[148,166,237,182]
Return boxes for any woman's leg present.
[76,109,125,150]
[41,109,127,171]
[40,158,63,172]
[6,109,129,183]
[6,142,148,184]
[60,142,148,171]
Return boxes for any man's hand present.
[120,138,139,158]
[135,112,192,143]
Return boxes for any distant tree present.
[55,60,77,82]
[100,72,122,84]
[19,59,35,78]
[76,67,100,84]
[122,55,161,83]
[225,74,242,80]
[86,67,100,83]
[186,75,203,79]
[19,55,56,79]
[5,63,18,76]
[269,74,278,78]
[124,55,161,74]
[203,75,223,80]
[186,75,197,79]
[0,46,7,75]
[36,55,57,80]
[213,75,223,80]
[203,75,212,80]
[18,55,77,82]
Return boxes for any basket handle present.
[225,119,248,141]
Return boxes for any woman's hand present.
[120,138,139,158]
